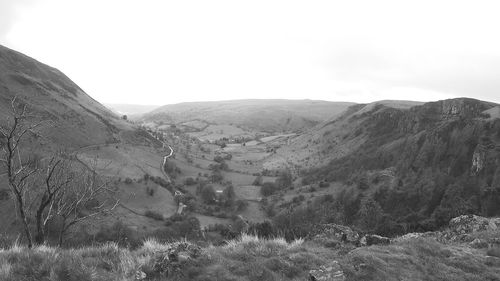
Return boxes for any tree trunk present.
[15,193,33,248]
[58,221,67,247]
[35,208,45,245]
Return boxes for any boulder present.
[309,261,345,281]
[392,231,438,243]
[311,224,361,245]
[448,215,499,234]
[442,215,500,242]
[362,234,391,246]
[470,238,489,249]
[151,241,202,277]
[134,270,146,280]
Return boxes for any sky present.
[1,0,500,105]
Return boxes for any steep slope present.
[0,45,167,240]
[140,99,354,134]
[264,100,424,170]
[0,44,129,150]
[269,98,500,234]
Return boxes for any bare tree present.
[29,154,118,246]
[0,97,42,248]
[0,97,118,247]
[33,156,75,245]
[52,158,118,246]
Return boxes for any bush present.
[487,247,500,258]
[185,177,196,186]
[145,210,164,221]
[0,189,9,201]
[292,195,305,204]
[319,181,329,188]
[201,185,216,204]
[236,200,249,211]
[261,182,277,196]
[253,175,263,186]
[164,161,181,179]
[146,186,155,196]
[154,216,201,241]
[275,170,292,189]
[93,221,140,248]
[124,178,133,184]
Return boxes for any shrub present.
[292,195,305,204]
[301,177,311,186]
[185,177,196,186]
[146,186,155,196]
[261,182,277,196]
[164,161,181,179]
[0,189,9,201]
[236,200,249,211]
[145,210,164,221]
[93,221,140,248]
[275,170,292,189]
[487,247,500,258]
[201,185,216,204]
[319,181,329,188]
[253,175,263,186]
[154,216,201,241]
[124,178,133,184]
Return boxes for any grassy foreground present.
[1,235,499,281]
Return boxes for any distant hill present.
[105,103,159,116]
[268,98,500,235]
[139,99,355,134]
[0,44,130,150]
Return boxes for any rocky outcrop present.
[360,234,391,246]
[392,231,439,243]
[310,224,360,245]
[471,145,486,175]
[439,98,492,119]
[394,215,500,246]
[448,214,499,234]
[309,261,345,281]
[146,241,202,279]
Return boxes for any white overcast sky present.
[1,0,500,105]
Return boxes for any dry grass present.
[1,235,498,281]
[0,235,327,281]
[341,238,500,281]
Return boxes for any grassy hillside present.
[1,230,499,281]
[0,44,132,150]
[0,45,177,244]
[140,99,355,134]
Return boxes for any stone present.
[364,234,391,246]
[470,238,488,249]
[151,241,202,277]
[311,224,361,245]
[485,256,500,267]
[393,231,438,242]
[135,270,146,280]
[309,261,345,281]
[448,215,498,235]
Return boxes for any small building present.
[214,189,224,203]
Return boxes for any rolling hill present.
[267,98,500,235]
[139,99,355,134]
